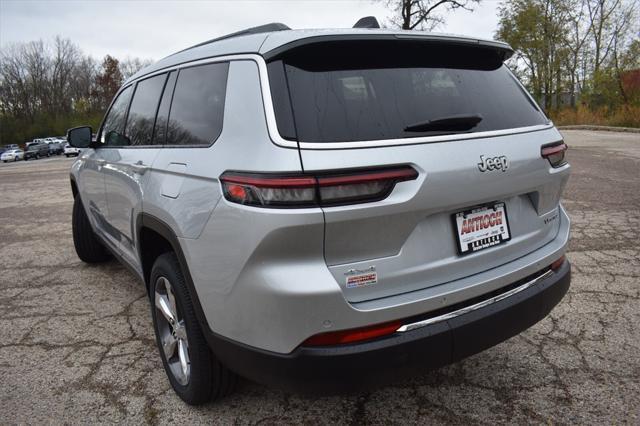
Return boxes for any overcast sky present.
[0,0,502,61]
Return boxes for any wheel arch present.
[136,213,213,335]
[70,175,78,199]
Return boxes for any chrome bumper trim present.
[396,269,554,333]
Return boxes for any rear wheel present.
[72,196,110,263]
[150,252,236,405]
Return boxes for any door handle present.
[131,160,149,175]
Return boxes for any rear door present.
[101,73,167,265]
[268,39,570,303]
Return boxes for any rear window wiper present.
[403,114,483,133]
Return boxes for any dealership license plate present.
[454,202,511,254]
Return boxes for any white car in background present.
[1,149,24,162]
[63,143,81,157]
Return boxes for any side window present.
[100,85,133,146]
[153,71,177,145]
[125,73,167,146]
[166,62,229,146]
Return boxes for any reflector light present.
[303,320,402,346]
[541,142,568,168]
[551,255,566,271]
[220,166,418,208]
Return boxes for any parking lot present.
[0,130,638,424]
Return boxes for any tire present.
[2,160,6,163]
[72,196,110,263]
[150,252,236,405]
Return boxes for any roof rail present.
[353,16,380,29]
[176,22,291,54]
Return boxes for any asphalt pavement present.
[0,130,638,424]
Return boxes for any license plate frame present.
[453,202,511,255]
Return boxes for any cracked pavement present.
[1,130,638,424]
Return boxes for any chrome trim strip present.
[295,124,554,150]
[396,269,554,333]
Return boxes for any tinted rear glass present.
[268,41,547,143]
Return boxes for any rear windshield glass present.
[268,41,547,143]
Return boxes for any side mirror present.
[67,126,93,148]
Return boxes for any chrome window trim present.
[124,53,554,151]
[396,269,554,333]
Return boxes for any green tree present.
[496,0,572,111]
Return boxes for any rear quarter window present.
[166,62,229,146]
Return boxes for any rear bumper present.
[207,260,570,393]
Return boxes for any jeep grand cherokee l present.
[67,20,571,405]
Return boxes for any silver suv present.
[67,20,571,405]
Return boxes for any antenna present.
[353,16,381,29]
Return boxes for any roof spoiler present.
[264,35,514,64]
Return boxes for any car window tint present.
[101,85,133,146]
[125,74,167,146]
[166,62,229,146]
[268,40,548,143]
[153,71,177,145]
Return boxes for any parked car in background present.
[24,143,49,160]
[1,149,24,162]
[67,21,571,405]
[2,143,21,154]
[63,143,81,157]
[26,139,45,148]
[48,142,64,155]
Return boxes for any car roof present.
[126,25,513,84]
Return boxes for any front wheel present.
[72,196,110,263]
[150,252,236,405]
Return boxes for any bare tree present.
[119,56,153,80]
[382,0,481,30]
[564,0,593,107]
[0,36,154,144]
[584,0,638,103]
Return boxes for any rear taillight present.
[220,166,418,208]
[541,142,568,168]
[303,320,402,346]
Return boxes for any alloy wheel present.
[154,276,191,385]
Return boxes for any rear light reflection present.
[541,142,568,168]
[220,166,418,208]
[303,320,402,346]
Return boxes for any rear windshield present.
[267,40,547,143]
